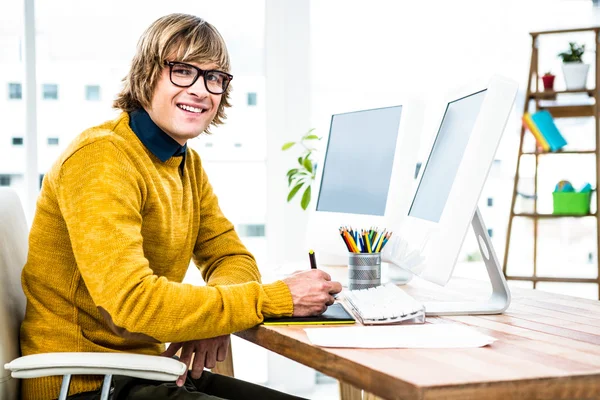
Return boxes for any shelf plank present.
[514,213,597,219]
[529,89,595,98]
[506,276,600,284]
[522,150,597,155]
[530,26,600,35]
[536,104,595,118]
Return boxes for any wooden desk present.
[236,273,600,400]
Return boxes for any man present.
[20,13,341,400]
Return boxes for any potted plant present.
[281,129,322,210]
[558,42,589,90]
[541,71,555,91]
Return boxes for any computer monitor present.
[305,104,422,265]
[382,75,518,315]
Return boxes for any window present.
[42,84,58,100]
[47,137,59,146]
[85,85,101,101]
[487,197,493,207]
[237,224,265,237]
[0,175,10,187]
[414,162,422,179]
[8,83,22,100]
[247,92,257,106]
[12,137,23,146]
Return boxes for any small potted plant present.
[541,71,555,91]
[558,42,589,90]
[281,129,322,210]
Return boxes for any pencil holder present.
[348,253,381,290]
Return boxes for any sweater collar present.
[128,108,187,165]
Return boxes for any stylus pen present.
[309,249,317,269]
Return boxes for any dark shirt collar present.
[129,108,187,172]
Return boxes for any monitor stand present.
[423,207,511,316]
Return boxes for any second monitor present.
[383,75,518,315]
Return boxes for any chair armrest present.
[4,352,186,381]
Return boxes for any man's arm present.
[191,164,262,286]
[55,140,293,344]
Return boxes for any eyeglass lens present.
[170,63,229,94]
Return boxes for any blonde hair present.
[113,14,231,129]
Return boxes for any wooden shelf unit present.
[502,27,600,298]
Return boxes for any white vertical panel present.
[23,0,38,220]
[264,0,316,394]
[265,0,312,267]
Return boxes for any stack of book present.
[522,110,567,152]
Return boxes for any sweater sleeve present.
[192,165,261,285]
[55,140,293,344]
[191,164,294,315]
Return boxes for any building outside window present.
[42,84,58,100]
[85,85,101,101]
[12,137,23,146]
[0,176,11,187]
[47,137,59,145]
[8,83,22,99]
[414,162,422,179]
[237,224,265,237]
[247,92,257,106]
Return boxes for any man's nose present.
[186,75,209,97]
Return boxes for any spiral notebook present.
[263,303,356,325]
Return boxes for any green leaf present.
[281,142,296,151]
[304,135,320,140]
[300,185,312,210]
[287,183,304,202]
[302,128,316,138]
[297,157,304,166]
[286,168,299,177]
[303,157,313,173]
[290,175,308,185]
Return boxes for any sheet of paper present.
[304,324,496,349]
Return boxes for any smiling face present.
[113,14,233,139]
[145,61,221,145]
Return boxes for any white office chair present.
[0,188,186,400]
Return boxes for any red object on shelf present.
[542,74,555,91]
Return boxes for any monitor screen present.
[408,90,487,223]
[316,106,402,216]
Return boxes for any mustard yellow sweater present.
[20,112,294,399]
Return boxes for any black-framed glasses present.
[164,61,233,95]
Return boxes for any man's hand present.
[282,269,342,317]
[162,335,230,386]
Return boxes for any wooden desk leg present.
[363,392,384,400]
[339,382,362,400]
[339,381,385,400]
[211,340,235,377]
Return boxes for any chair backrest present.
[0,188,29,400]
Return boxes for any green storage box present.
[552,191,591,215]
